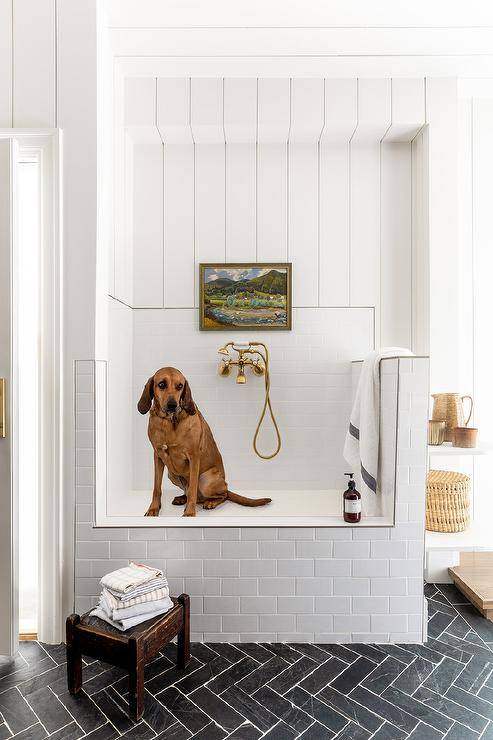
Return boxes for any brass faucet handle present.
[218,359,231,376]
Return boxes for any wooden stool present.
[66,594,190,721]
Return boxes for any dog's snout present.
[166,398,178,410]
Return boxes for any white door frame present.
[0,129,63,651]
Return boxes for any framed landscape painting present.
[199,263,292,331]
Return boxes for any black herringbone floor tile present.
[259,645,303,666]
[316,685,382,733]
[350,685,418,734]
[206,657,259,695]
[3,583,493,739]
[421,656,465,694]
[360,656,406,695]
[204,644,245,665]
[0,687,38,734]
[236,657,289,695]
[284,686,347,735]
[382,686,454,734]
[298,658,346,695]
[223,724,260,740]
[219,685,278,732]
[188,687,245,734]
[174,657,230,695]
[329,657,376,694]
[267,658,318,696]
[24,687,73,734]
[251,687,312,734]
[260,722,297,739]
[391,656,436,694]
[413,686,488,733]
[231,644,273,664]
[370,721,406,739]
[296,721,335,739]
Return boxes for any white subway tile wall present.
[74,355,428,642]
[130,306,374,493]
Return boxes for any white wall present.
[0,0,98,627]
[2,0,492,635]
[104,74,426,512]
[76,356,429,643]
[130,306,373,494]
[113,76,423,354]
[106,299,133,506]
[453,81,493,528]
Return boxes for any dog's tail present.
[227,490,272,507]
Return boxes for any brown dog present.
[137,367,272,517]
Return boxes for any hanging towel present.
[102,586,170,613]
[105,576,169,602]
[343,347,413,496]
[100,562,163,594]
[99,590,173,622]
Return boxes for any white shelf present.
[428,441,493,457]
[426,520,493,551]
[96,488,394,528]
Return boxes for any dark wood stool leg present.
[128,638,145,721]
[66,614,82,695]
[177,594,190,669]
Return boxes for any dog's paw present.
[172,495,187,506]
[145,505,160,517]
[182,508,196,517]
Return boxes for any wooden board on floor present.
[449,551,493,622]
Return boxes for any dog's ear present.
[181,379,196,415]
[137,376,154,414]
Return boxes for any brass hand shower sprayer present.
[217,341,281,460]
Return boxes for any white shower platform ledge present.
[96,489,394,527]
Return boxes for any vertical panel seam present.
[470,97,476,519]
[255,78,258,263]
[287,78,292,265]
[317,80,325,308]
[54,0,58,127]
[10,0,13,127]
[222,77,226,262]
[189,78,196,308]
[157,78,165,309]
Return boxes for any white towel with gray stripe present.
[105,577,168,602]
[343,347,413,497]
[91,599,173,631]
[100,562,163,594]
[99,590,173,623]
[102,586,170,613]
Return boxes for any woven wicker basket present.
[426,469,470,533]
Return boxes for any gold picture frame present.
[199,263,292,331]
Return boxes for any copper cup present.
[428,420,446,445]
[452,427,478,448]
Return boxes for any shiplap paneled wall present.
[459,90,493,529]
[0,0,56,128]
[114,77,425,347]
[256,78,290,264]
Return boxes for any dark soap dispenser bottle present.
[343,473,361,523]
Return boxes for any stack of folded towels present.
[91,562,173,631]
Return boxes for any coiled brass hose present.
[250,343,282,460]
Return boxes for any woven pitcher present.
[431,393,473,442]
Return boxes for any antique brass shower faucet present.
[217,341,281,459]
[217,341,265,384]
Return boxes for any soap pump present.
[343,473,361,523]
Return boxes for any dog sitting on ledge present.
[138,367,272,517]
